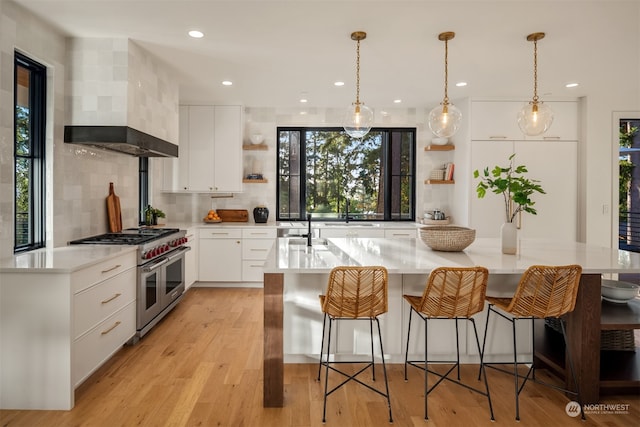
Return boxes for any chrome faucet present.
[307,213,312,247]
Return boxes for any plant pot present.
[501,222,517,255]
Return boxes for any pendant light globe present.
[344,103,374,139]
[428,102,462,138]
[517,101,553,136]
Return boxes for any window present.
[277,127,416,221]
[14,52,46,253]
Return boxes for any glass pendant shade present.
[517,102,553,136]
[343,103,374,139]
[428,103,462,138]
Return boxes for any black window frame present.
[139,157,149,225]
[14,51,46,253]
[276,126,416,222]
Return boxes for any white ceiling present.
[13,0,638,109]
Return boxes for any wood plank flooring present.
[1,287,638,427]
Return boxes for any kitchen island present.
[262,237,640,407]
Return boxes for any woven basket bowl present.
[419,226,476,252]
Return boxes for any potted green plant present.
[152,207,166,225]
[473,153,545,254]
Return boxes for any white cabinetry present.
[242,227,276,282]
[470,100,578,141]
[184,227,198,289]
[198,228,242,282]
[0,250,136,410]
[469,100,578,240]
[163,105,243,193]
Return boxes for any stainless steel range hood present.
[64,126,178,157]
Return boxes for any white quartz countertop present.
[263,237,640,274]
[0,245,136,273]
[165,221,421,230]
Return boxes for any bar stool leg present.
[455,318,461,380]
[404,308,413,381]
[470,318,495,421]
[322,317,334,423]
[317,312,327,382]
[478,304,493,381]
[375,318,393,423]
[370,319,376,381]
[512,318,520,421]
[424,316,429,420]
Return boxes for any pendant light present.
[428,31,462,138]
[343,31,373,139]
[517,32,553,136]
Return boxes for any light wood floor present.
[1,287,638,427]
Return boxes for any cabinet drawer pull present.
[250,248,268,251]
[101,264,121,274]
[250,232,269,236]
[210,232,229,236]
[101,293,122,304]
[250,264,264,267]
[543,136,561,140]
[391,233,411,236]
[489,136,508,140]
[101,321,121,335]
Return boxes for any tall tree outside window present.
[14,52,46,252]
[277,128,415,221]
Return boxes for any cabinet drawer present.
[384,229,417,238]
[74,267,136,338]
[320,228,385,238]
[199,228,242,239]
[71,252,136,294]
[242,239,274,260]
[242,260,266,282]
[242,228,277,239]
[73,302,136,387]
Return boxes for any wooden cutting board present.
[106,182,122,232]
[217,209,249,222]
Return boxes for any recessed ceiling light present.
[221,80,233,86]
[334,81,345,87]
[188,30,204,38]
[393,99,402,104]
[455,82,467,87]
[565,82,579,88]
[300,98,308,103]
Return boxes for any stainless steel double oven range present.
[70,228,190,342]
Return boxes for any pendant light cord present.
[443,38,449,106]
[532,38,539,104]
[355,38,361,106]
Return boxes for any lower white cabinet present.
[320,227,386,238]
[199,228,242,282]
[0,249,137,410]
[384,228,418,238]
[242,227,277,282]
[184,227,198,289]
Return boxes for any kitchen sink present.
[287,238,328,246]
[323,222,379,227]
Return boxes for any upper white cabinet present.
[470,100,578,141]
[162,105,243,193]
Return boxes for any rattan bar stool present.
[479,264,585,421]
[403,266,494,421]
[316,266,392,423]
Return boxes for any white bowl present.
[250,134,264,145]
[601,279,640,303]
[431,137,448,145]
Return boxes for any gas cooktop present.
[69,228,180,245]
